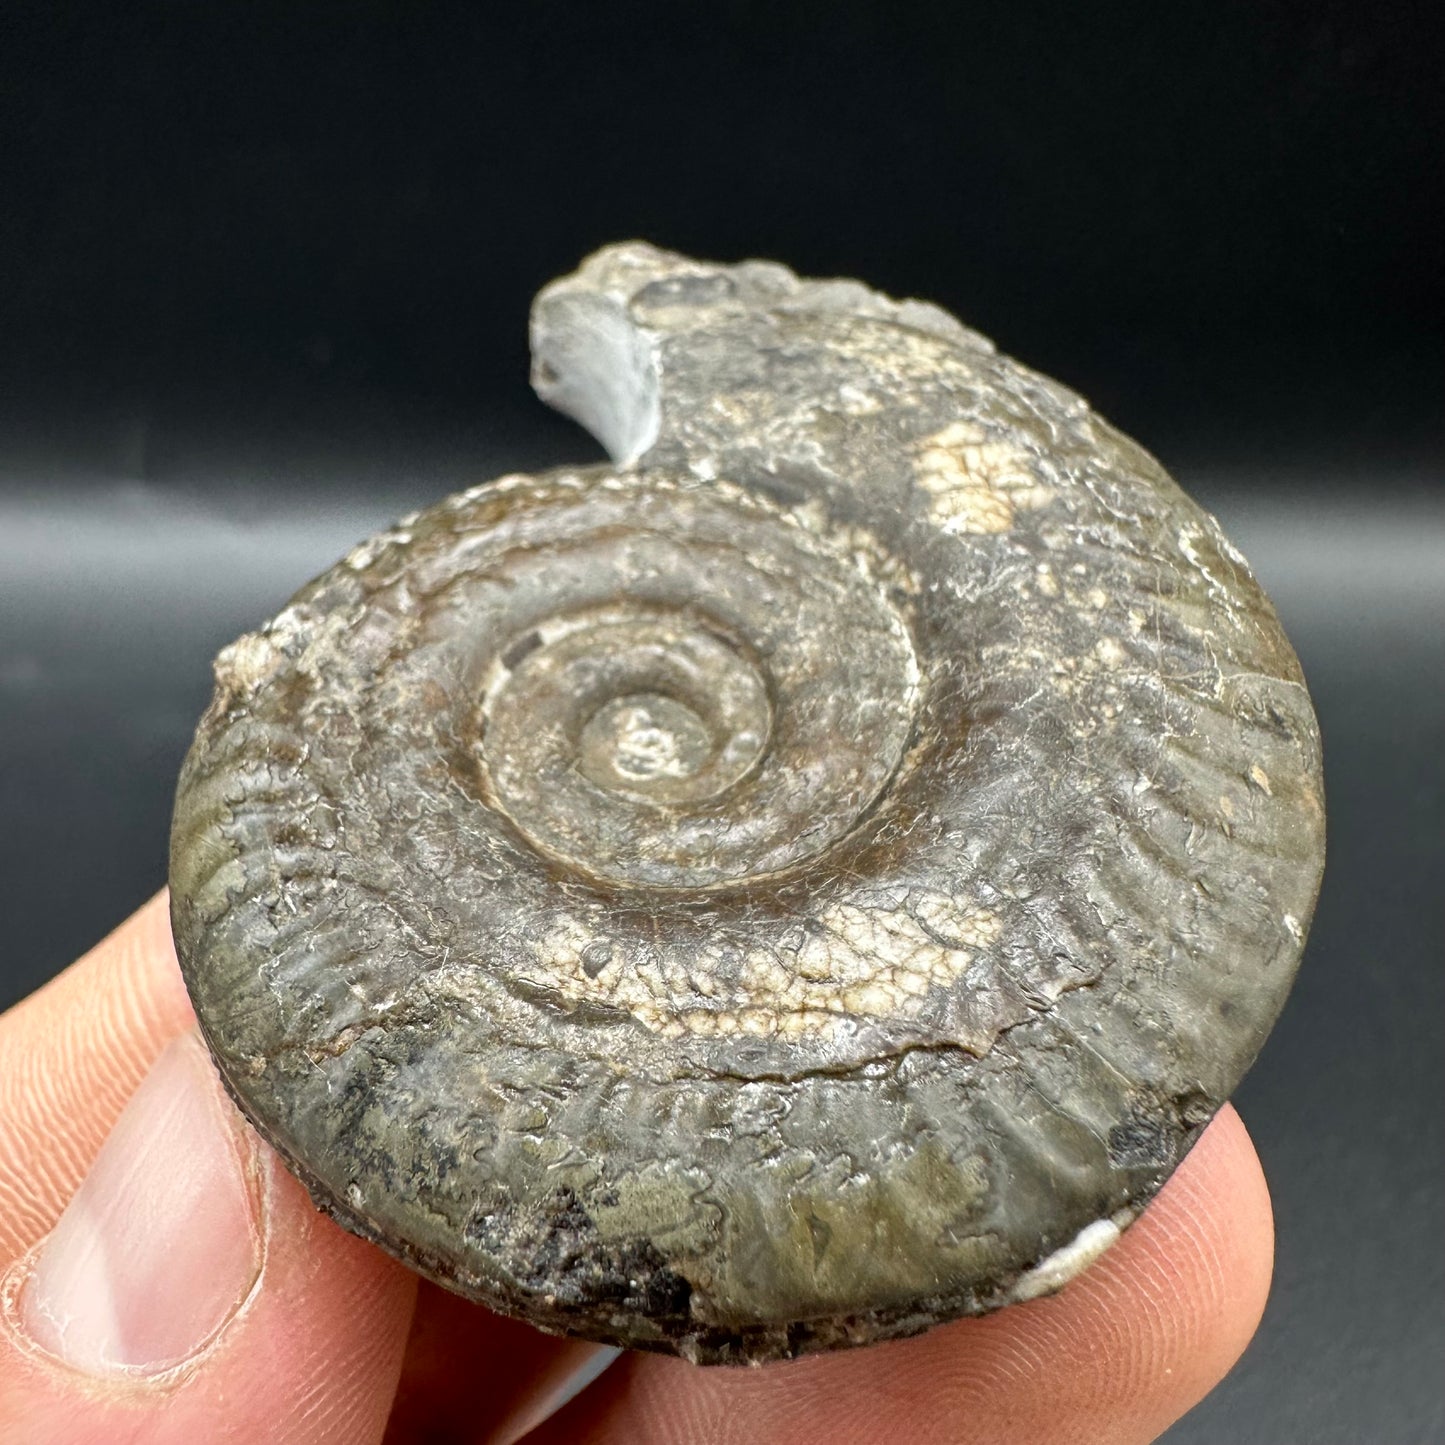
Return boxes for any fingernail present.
[19,1033,263,1376]
[491,1342,623,1444]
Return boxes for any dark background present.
[1,4,1441,1440]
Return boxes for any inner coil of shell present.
[467,473,922,895]
[170,243,1325,1363]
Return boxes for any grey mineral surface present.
[169,243,1325,1364]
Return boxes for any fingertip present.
[536,1106,1276,1445]
[1002,1102,1274,1442]
[1131,1103,1276,1389]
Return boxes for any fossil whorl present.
[170,243,1325,1364]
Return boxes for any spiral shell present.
[170,244,1325,1363]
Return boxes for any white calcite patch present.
[913,420,1054,535]
[1008,1216,1124,1303]
[211,624,290,700]
[528,895,1003,1041]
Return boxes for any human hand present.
[0,895,1273,1444]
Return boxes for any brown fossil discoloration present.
[170,244,1325,1363]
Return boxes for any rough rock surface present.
[170,243,1325,1363]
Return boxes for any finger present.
[0,897,419,1442]
[531,1105,1273,1445]
[0,1029,418,1445]
[384,1282,620,1445]
[0,892,193,1263]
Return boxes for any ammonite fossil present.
[170,244,1325,1364]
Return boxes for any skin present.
[0,893,1274,1444]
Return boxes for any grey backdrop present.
[2,2,1442,1439]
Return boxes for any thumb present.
[0,1030,417,1445]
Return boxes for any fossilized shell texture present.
[170,243,1325,1364]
